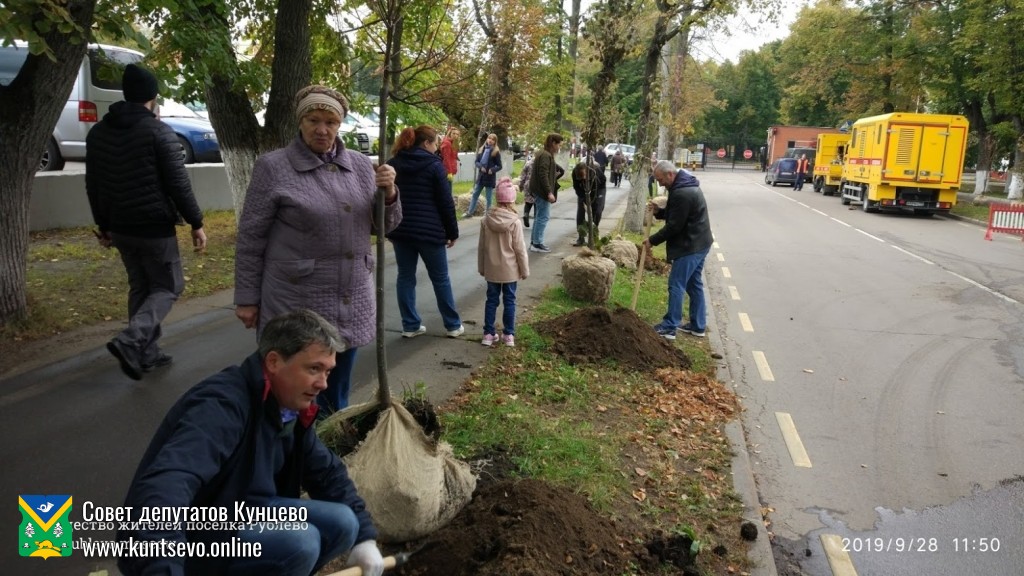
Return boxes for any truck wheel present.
[862,188,877,213]
[813,177,823,194]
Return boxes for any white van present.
[0,41,144,170]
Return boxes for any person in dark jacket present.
[86,64,207,381]
[118,309,384,576]
[387,126,464,338]
[528,133,564,253]
[644,160,714,340]
[463,132,502,217]
[571,159,607,246]
[593,145,608,173]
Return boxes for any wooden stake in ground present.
[630,205,654,311]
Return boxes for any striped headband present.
[295,93,346,121]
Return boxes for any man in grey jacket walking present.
[86,64,207,380]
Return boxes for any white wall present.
[30,165,232,232]
[30,151,526,231]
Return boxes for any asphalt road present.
[2,179,633,576]
[703,170,1024,575]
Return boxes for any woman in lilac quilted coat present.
[234,85,402,412]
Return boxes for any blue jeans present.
[227,497,358,576]
[467,181,493,214]
[392,241,462,331]
[484,281,517,336]
[661,248,709,331]
[317,347,358,413]
[530,195,552,246]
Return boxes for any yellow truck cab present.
[812,133,849,196]
[840,112,968,214]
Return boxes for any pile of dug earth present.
[386,306,708,576]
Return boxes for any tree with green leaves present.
[471,0,551,149]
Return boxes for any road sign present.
[716,148,726,158]
[743,149,753,159]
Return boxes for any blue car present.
[159,100,221,164]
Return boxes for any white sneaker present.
[446,325,465,338]
[401,325,426,338]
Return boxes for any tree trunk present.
[624,12,671,234]
[201,0,311,221]
[0,0,97,325]
[565,0,582,126]
[1008,116,1024,201]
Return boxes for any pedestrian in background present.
[519,153,534,228]
[571,158,607,246]
[478,177,529,347]
[440,126,461,191]
[795,153,809,191]
[528,133,564,253]
[118,310,385,576]
[234,84,401,412]
[610,149,627,187]
[645,160,713,341]
[464,133,502,217]
[648,151,657,198]
[387,125,464,339]
[593,144,608,173]
[86,63,207,381]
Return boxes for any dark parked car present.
[159,100,221,164]
[765,158,798,187]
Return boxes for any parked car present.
[765,158,798,187]
[159,100,221,163]
[1,40,144,171]
[605,142,636,165]
[183,101,209,119]
[347,111,380,154]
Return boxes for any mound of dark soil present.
[636,244,670,273]
[392,478,641,576]
[535,306,690,372]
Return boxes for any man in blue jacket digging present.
[118,309,384,576]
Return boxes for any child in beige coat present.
[478,177,530,346]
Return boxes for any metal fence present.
[695,140,764,171]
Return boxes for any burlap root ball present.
[601,239,639,270]
[456,193,487,216]
[561,248,617,303]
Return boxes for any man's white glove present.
[345,539,384,576]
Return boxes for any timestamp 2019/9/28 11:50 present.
[842,537,1002,553]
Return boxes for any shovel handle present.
[327,554,399,576]
[631,206,655,311]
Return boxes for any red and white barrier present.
[985,203,1024,241]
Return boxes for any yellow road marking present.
[752,351,774,381]
[821,534,858,576]
[739,313,754,332]
[728,286,741,300]
[716,252,725,262]
[776,412,812,468]
[722,267,732,278]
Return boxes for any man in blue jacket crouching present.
[118,309,383,576]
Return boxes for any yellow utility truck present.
[840,112,969,214]
[812,133,850,196]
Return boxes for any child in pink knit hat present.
[477,177,529,347]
